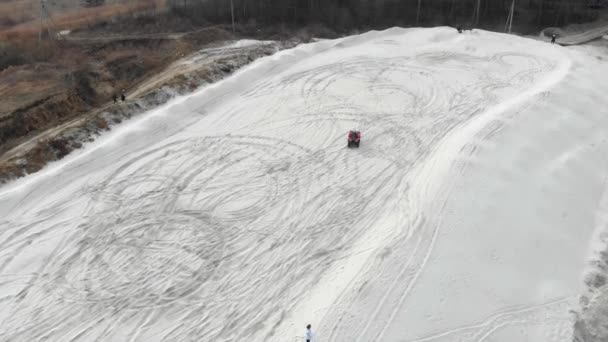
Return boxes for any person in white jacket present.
[305,324,313,342]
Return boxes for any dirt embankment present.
[0,14,316,184]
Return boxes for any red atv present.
[347,130,361,148]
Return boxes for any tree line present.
[169,0,604,33]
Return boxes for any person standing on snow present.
[305,324,314,342]
[551,34,556,44]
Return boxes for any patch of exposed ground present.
[573,222,608,342]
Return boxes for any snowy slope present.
[1,28,608,342]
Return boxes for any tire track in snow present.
[369,46,572,342]
[0,28,575,341]
[316,37,570,342]
[405,297,572,342]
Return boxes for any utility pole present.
[474,0,481,26]
[508,0,514,33]
[39,0,44,42]
[230,0,235,33]
[505,0,514,33]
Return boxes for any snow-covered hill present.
[1,27,607,341]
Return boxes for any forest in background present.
[170,0,606,33]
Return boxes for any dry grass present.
[0,0,41,28]
[0,74,64,118]
[0,160,24,182]
[0,0,166,41]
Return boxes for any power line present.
[39,0,63,42]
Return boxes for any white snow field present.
[1,27,608,341]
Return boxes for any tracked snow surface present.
[1,28,608,341]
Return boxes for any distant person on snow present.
[305,324,314,342]
[457,25,462,34]
[121,90,126,102]
[112,93,117,103]
[551,34,556,44]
